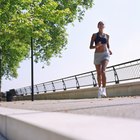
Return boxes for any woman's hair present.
[97,21,104,27]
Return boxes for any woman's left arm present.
[107,34,112,55]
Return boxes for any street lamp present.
[0,46,2,93]
[31,1,34,101]
[31,37,34,101]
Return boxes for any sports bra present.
[95,33,107,45]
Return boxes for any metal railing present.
[16,58,140,96]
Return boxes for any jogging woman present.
[89,21,112,98]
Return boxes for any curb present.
[0,107,140,140]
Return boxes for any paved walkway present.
[1,96,140,120]
[0,134,6,140]
[1,107,140,140]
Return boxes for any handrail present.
[15,58,140,96]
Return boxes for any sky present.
[2,0,140,92]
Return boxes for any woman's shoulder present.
[92,33,97,36]
[105,33,110,38]
[92,33,98,38]
[91,33,98,40]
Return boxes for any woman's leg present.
[95,64,102,87]
[101,60,109,87]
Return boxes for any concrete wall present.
[14,81,140,101]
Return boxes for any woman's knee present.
[97,72,102,78]
[101,68,106,75]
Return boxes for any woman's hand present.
[109,49,112,55]
[96,42,102,49]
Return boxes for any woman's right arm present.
[89,34,98,49]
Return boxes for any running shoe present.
[101,87,107,97]
[98,87,102,98]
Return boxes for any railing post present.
[91,72,97,87]
[15,90,18,96]
[43,83,47,93]
[36,85,39,94]
[62,79,66,91]
[24,88,28,95]
[75,76,80,89]
[113,66,119,84]
[20,89,23,95]
[52,82,56,92]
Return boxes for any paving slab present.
[0,107,140,140]
[1,96,140,120]
[0,134,7,140]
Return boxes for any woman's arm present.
[89,34,98,49]
[107,34,112,55]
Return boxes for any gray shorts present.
[94,51,110,65]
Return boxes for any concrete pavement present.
[1,96,140,120]
[0,106,140,140]
[1,96,140,140]
[0,134,6,140]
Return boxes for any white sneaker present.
[101,87,107,97]
[98,87,102,98]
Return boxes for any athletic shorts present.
[94,51,110,65]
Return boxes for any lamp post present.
[31,37,34,101]
[31,1,34,101]
[0,46,2,93]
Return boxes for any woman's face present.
[98,23,105,31]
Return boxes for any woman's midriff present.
[95,44,107,53]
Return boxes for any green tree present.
[0,0,94,79]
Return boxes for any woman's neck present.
[98,30,104,35]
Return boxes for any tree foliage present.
[0,0,94,79]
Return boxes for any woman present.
[89,21,112,98]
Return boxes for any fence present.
[16,59,140,95]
